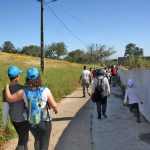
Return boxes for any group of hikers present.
[79,65,142,122]
[79,65,117,119]
[2,64,142,150]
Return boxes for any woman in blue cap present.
[5,67,58,150]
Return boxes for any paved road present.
[2,85,150,150]
[54,86,150,150]
[92,86,150,150]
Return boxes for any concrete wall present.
[118,67,150,121]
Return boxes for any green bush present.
[129,57,150,69]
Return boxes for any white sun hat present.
[127,79,134,87]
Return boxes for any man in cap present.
[2,66,29,150]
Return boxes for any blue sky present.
[0,0,150,58]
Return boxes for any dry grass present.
[0,52,81,68]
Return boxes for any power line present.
[50,4,130,44]
[44,2,88,46]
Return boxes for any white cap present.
[128,79,134,87]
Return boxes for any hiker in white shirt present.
[79,65,91,97]
[124,79,143,123]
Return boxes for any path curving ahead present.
[2,86,150,150]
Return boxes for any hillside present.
[0,52,81,67]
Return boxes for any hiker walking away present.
[5,67,58,150]
[124,79,143,123]
[2,66,29,150]
[92,68,110,119]
[79,65,91,97]
[104,67,111,84]
[91,68,96,78]
[111,65,117,87]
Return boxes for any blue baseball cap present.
[98,68,105,74]
[27,67,39,80]
[8,66,23,78]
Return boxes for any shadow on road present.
[139,133,150,144]
[54,99,93,150]
[52,117,74,122]
[62,96,84,98]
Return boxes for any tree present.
[87,44,116,65]
[21,45,41,57]
[2,41,15,53]
[45,42,67,59]
[124,43,143,57]
[86,43,96,62]
[134,47,143,56]
[65,49,85,63]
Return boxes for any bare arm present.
[5,84,24,102]
[47,92,58,114]
[79,75,82,83]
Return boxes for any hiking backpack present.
[24,86,49,125]
[92,78,106,102]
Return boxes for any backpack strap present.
[39,86,46,93]
[97,78,104,86]
[100,78,104,85]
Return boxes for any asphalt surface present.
[2,85,150,150]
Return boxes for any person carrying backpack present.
[5,67,58,150]
[92,68,110,119]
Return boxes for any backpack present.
[92,78,106,102]
[24,86,49,125]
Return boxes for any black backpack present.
[92,78,106,102]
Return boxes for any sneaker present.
[98,116,101,119]
[136,118,141,123]
[103,114,107,118]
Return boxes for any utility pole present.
[40,0,44,75]
[38,0,58,74]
